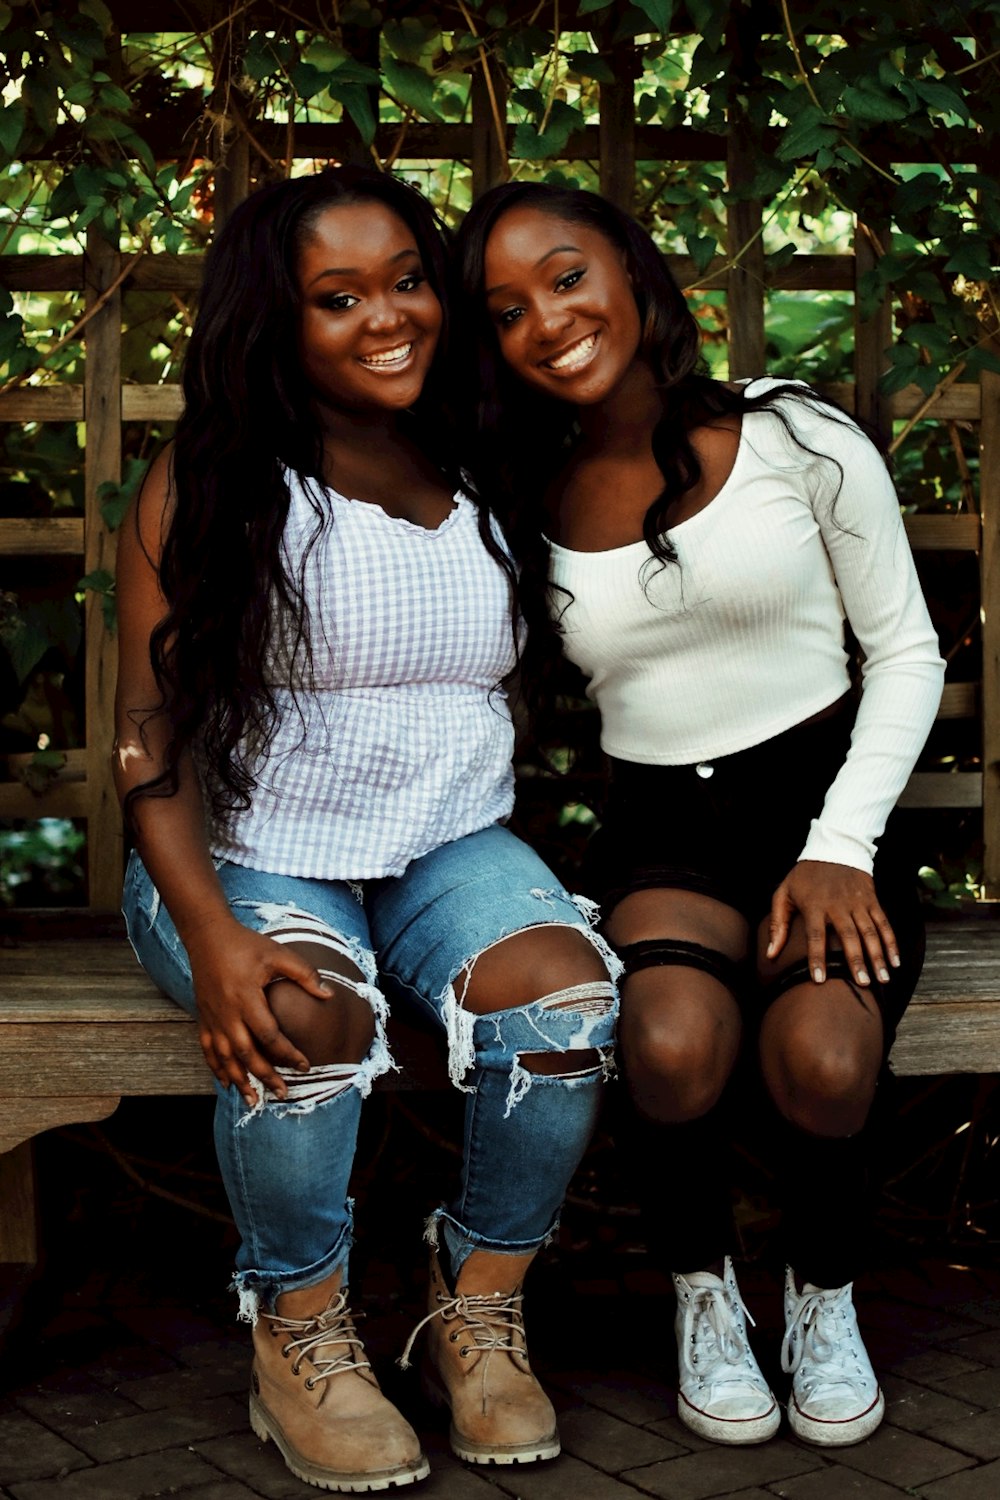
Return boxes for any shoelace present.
[679,1282,756,1383]
[399,1288,529,1411]
[262,1292,371,1389]
[780,1287,868,1396]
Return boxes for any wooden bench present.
[3,915,1000,1265]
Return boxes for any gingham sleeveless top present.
[206,473,518,879]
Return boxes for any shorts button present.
[695,763,715,779]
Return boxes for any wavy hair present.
[130,166,474,821]
[453,181,867,734]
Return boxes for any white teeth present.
[546,332,597,371]
[361,343,412,368]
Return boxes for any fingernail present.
[766,940,776,956]
[857,969,870,985]
[890,953,901,968]
[319,982,334,996]
[297,1061,310,1073]
[813,967,824,983]
[878,966,890,983]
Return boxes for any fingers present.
[766,886,792,961]
[273,950,335,1002]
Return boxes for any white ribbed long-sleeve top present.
[547,380,945,874]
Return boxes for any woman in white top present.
[455,183,944,1450]
[114,167,620,1492]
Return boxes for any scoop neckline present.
[546,415,749,560]
[321,483,466,537]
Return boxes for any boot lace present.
[262,1292,371,1390]
[399,1288,529,1382]
[780,1285,868,1398]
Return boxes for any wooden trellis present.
[1,3,998,907]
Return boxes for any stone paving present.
[4,1250,1000,1499]
[2,1092,1000,1499]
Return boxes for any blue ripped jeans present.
[122,824,620,1318]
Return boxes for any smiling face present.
[295,198,442,417]
[481,204,643,406]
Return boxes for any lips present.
[542,330,599,373]
[359,341,414,370]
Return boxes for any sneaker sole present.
[787,1389,886,1447]
[678,1393,782,1445]
[250,1394,431,1492]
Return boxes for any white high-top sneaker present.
[781,1269,885,1446]
[672,1257,780,1444]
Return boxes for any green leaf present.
[841,79,911,126]
[774,105,840,162]
[512,101,583,160]
[327,82,376,145]
[0,609,50,684]
[577,0,612,15]
[685,0,726,48]
[0,100,25,159]
[633,0,673,32]
[290,61,325,100]
[913,78,970,124]
[944,237,995,281]
[687,233,717,275]
[565,51,616,83]
[98,83,132,113]
[381,56,443,122]
[383,17,438,64]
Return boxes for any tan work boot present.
[400,1248,559,1465]
[250,1277,429,1492]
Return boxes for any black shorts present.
[582,702,924,1048]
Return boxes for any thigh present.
[368,823,614,1025]
[607,887,747,1086]
[122,849,376,1018]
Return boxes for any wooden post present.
[0,1144,37,1264]
[471,50,508,197]
[83,224,122,913]
[726,111,765,380]
[980,369,1000,897]
[598,41,636,214]
[726,0,765,380]
[854,220,892,447]
[209,13,252,228]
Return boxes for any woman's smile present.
[482,205,641,404]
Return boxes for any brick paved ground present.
[2,1091,1000,1499]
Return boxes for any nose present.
[364,294,406,334]
[533,299,574,345]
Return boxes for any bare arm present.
[114,449,332,1103]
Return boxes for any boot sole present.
[678,1393,782,1446]
[787,1389,886,1447]
[421,1367,560,1465]
[250,1393,431,1492]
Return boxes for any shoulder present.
[126,444,175,569]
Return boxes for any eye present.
[496,305,524,329]
[320,292,359,312]
[556,268,585,292]
[395,271,426,293]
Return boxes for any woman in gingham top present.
[114,167,619,1493]
[456,184,944,1452]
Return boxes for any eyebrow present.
[486,243,582,298]
[305,247,421,289]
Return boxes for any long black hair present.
[131,166,499,821]
[454,181,864,732]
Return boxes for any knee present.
[622,1013,731,1122]
[764,1037,878,1136]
